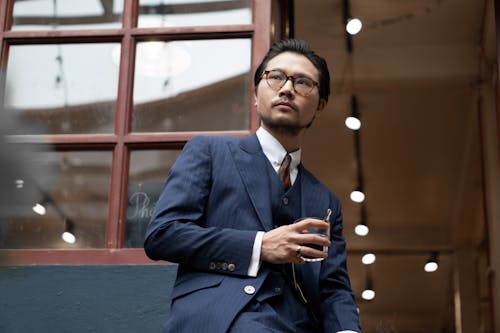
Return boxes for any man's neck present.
[261,124,303,153]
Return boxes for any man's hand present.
[261,218,331,264]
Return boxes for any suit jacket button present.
[222,262,228,270]
[209,262,216,270]
[282,197,289,205]
[227,263,235,272]
[244,285,255,295]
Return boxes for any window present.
[0,0,271,264]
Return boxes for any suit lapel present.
[229,134,274,231]
[229,136,330,231]
[299,165,330,218]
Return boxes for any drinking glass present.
[296,209,331,262]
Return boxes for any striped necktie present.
[278,153,291,191]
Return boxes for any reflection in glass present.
[132,39,251,132]
[11,0,124,31]
[138,0,252,28]
[4,43,120,135]
[125,149,181,248]
[0,149,112,249]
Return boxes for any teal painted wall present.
[0,265,177,333]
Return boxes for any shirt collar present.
[256,127,301,171]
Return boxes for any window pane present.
[4,43,120,135]
[0,148,111,249]
[125,149,181,248]
[138,0,252,28]
[132,39,251,132]
[11,0,124,31]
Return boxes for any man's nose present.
[279,78,294,97]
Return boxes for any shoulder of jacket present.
[188,135,238,144]
[185,136,240,155]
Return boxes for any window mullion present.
[107,22,136,248]
[250,0,271,131]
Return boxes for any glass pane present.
[138,0,252,28]
[4,43,120,135]
[0,148,111,249]
[11,0,124,31]
[125,149,181,248]
[132,39,251,132]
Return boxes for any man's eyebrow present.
[267,68,314,79]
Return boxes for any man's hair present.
[254,39,331,102]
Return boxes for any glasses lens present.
[266,70,286,89]
[265,70,316,96]
[294,77,314,95]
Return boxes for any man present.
[145,39,360,332]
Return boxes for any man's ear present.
[254,93,258,106]
[316,98,327,114]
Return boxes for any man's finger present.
[293,218,329,232]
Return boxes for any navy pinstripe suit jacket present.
[145,134,360,332]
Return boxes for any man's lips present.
[272,101,297,111]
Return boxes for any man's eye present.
[296,78,313,87]
[269,73,284,80]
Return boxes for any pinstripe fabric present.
[145,134,360,333]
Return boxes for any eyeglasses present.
[262,69,319,97]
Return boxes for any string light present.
[361,268,375,301]
[346,95,361,130]
[362,253,376,265]
[424,252,439,272]
[350,189,365,203]
[354,222,369,236]
[345,116,361,130]
[354,206,369,237]
[361,288,375,301]
[62,218,76,244]
[15,179,24,189]
[346,18,363,35]
[32,202,46,215]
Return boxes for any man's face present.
[255,51,326,135]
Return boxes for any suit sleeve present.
[144,136,257,276]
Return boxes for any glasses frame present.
[262,69,319,97]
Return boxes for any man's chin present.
[262,121,304,136]
[261,116,314,135]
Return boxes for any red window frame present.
[0,0,271,265]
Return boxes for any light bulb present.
[345,116,361,130]
[62,231,76,244]
[350,190,365,203]
[346,18,362,35]
[361,289,375,300]
[355,223,369,236]
[15,179,24,189]
[424,261,438,272]
[32,203,46,215]
[362,253,376,265]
